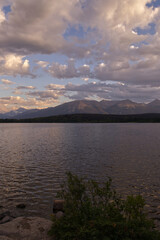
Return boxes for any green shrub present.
[49,172,160,240]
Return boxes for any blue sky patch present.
[146,0,160,8]
[2,5,11,15]
[130,41,149,50]
[134,23,156,35]
[64,24,87,40]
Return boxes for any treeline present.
[1,113,160,123]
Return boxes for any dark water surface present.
[0,123,160,220]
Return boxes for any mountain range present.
[1,99,160,119]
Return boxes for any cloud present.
[12,86,36,96]
[0,8,5,23]
[62,81,160,102]
[44,81,160,103]
[41,59,91,79]
[1,80,160,112]
[46,81,117,100]
[0,0,160,110]
[47,59,78,79]
[16,85,36,90]
[26,84,65,100]
[1,78,15,85]
[39,55,160,86]
[81,0,158,45]
[0,0,11,8]
[26,90,62,99]
[82,78,89,82]
[0,95,59,112]
[0,0,81,55]
[36,61,49,68]
[0,54,33,77]
[0,0,158,59]
[45,83,65,90]
[42,58,160,86]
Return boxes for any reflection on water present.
[0,123,160,219]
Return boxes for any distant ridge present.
[1,99,160,119]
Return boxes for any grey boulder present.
[0,217,53,240]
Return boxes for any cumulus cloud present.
[0,54,33,77]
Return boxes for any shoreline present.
[2,113,160,123]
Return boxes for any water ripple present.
[0,123,160,220]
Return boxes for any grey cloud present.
[48,81,160,103]
[41,56,160,87]
[48,59,78,79]
[47,59,91,79]
[0,0,82,55]
[0,0,158,60]
[26,90,62,99]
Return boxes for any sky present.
[0,0,160,112]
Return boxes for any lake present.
[0,123,160,220]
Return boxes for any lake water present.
[0,123,160,221]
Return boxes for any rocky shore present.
[0,200,160,239]
[0,204,53,240]
[0,216,52,240]
[0,200,65,240]
[0,205,53,240]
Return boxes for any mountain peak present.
[148,99,160,106]
[17,107,26,111]
[1,99,160,119]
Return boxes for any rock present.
[53,199,65,213]
[10,209,22,218]
[0,237,14,240]
[0,217,52,240]
[0,208,14,224]
[0,210,10,221]
[56,211,64,219]
[0,207,24,223]
[16,204,26,209]
[0,216,13,224]
[0,207,8,214]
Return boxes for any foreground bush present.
[49,172,160,240]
